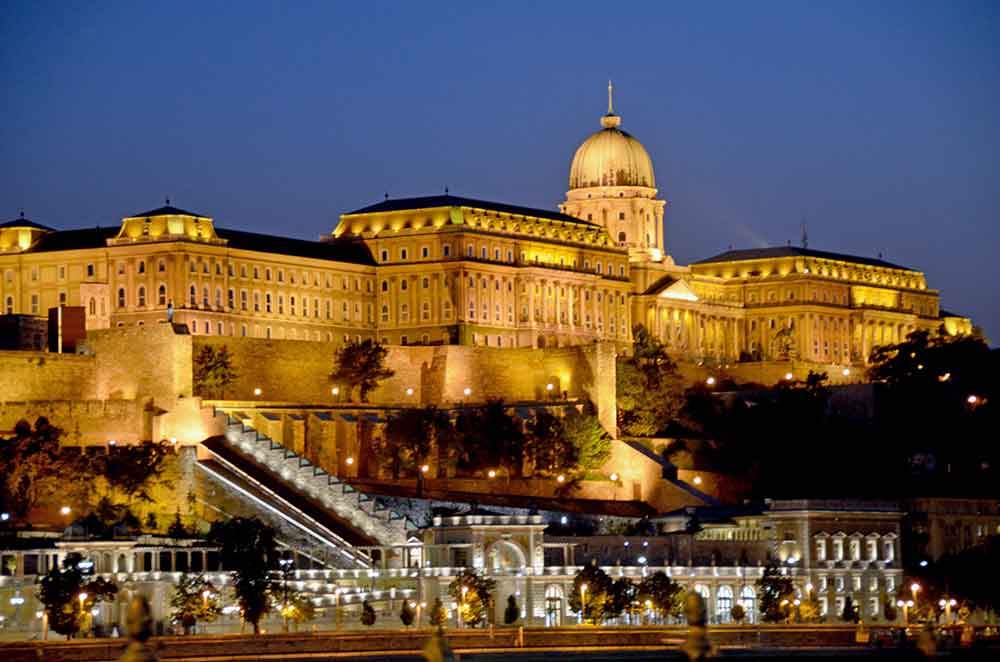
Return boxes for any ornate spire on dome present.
[602,80,621,129]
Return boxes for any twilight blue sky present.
[2,1,998,339]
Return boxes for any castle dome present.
[568,83,655,190]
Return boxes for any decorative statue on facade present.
[770,323,798,360]
[120,595,158,662]
[680,591,714,660]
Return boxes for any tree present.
[525,410,574,477]
[608,578,637,621]
[932,534,1000,614]
[616,325,686,436]
[396,599,413,627]
[637,571,683,621]
[841,595,859,623]
[361,600,376,626]
[448,569,497,628]
[0,417,88,522]
[504,594,520,625]
[428,597,447,627]
[562,409,610,474]
[453,400,526,478]
[756,559,796,623]
[380,407,447,480]
[206,517,278,634]
[37,552,117,638]
[98,441,171,505]
[170,574,221,635]
[282,592,316,630]
[568,562,614,624]
[730,604,746,624]
[167,510,190,538]
[330,339,395,402]
[193,345,238,398]
[799,590,822,623]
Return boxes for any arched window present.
[544,585,564,627]
[88,298,96,316]
[158,285,166,306]
[117,288,126,309]
[158,260,166,273]
[618,231,626,243]
[137,286,146,307]
[400,279,408,291]
[716,586,734,623]
[381,280,389,292]
[137,260,145,274]
[202,287,209,307]
[381,305,389,322]
[739,586,757,624]
[215,288,222,308]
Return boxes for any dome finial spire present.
[600,80,621,129]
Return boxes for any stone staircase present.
[203,413,415,549]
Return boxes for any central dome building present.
[560,82,668,264]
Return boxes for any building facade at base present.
[0,95,972,371]
[0,500,904,634]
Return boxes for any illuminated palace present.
[0,88,971,367]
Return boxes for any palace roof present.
[20,224,374,264]
[24,227,119,252]
[127,204,209,219]
[216,228,374,265]
[346,194,598,227]
[694,246,911,271]
[0,217,54,231]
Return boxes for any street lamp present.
[279,555,294,632]
[78,592,88,634]
[460,585,469,629]
[60,506,71,516]
[706,377,716,386]
[556,474,565,483]
[910,582,920,607]
[939,598,957,624]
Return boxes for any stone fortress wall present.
[190,334,617,431]
[0,324,617,441]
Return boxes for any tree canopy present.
[616,325,686,436]
[447,569,497,627]
[330,339,395,402]
[193,344,238,398]
[756,559,796,622]
[37,552,118,638]
[170,573,222,635]
[0,418,85,522]
[378,407,449,479]
[206,516,278,634]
